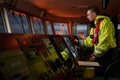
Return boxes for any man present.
[75,6,117,74]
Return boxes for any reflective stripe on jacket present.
[79,15,116,58]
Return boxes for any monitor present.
[49,36,72,62]
[63,37,79,61]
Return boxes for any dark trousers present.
[95,48,117,76]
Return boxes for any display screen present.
[50,36,72,61]
[63,37,78,60]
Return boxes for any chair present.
[104,48,120,80]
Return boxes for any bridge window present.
[73,24,88,38]
[53,23,68,35]
[8,10,31,33]
[46,21,53,34]
[32,17,44,34]
[118,24,120,30]
[0,8,5,33]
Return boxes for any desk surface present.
[78,61,100,67]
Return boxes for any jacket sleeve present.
[78,28,93,47]
[93,20,114,58]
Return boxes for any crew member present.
[75,6,117,75]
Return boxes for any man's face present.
[87,10,96,22]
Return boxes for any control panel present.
[0,50,35,80]
[0,34,71,80]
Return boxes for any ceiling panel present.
[26,0,120,18]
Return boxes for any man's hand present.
[89,54,96,62]
[74,39,79,43]
[78,32,86,39]
[72,39,79,45]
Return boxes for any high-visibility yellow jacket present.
[79,15,116,58]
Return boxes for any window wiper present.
[12,12,21,26]
[19,14,25,33]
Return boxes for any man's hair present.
[87,6,100,15]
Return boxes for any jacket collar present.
[94,15,111,25]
